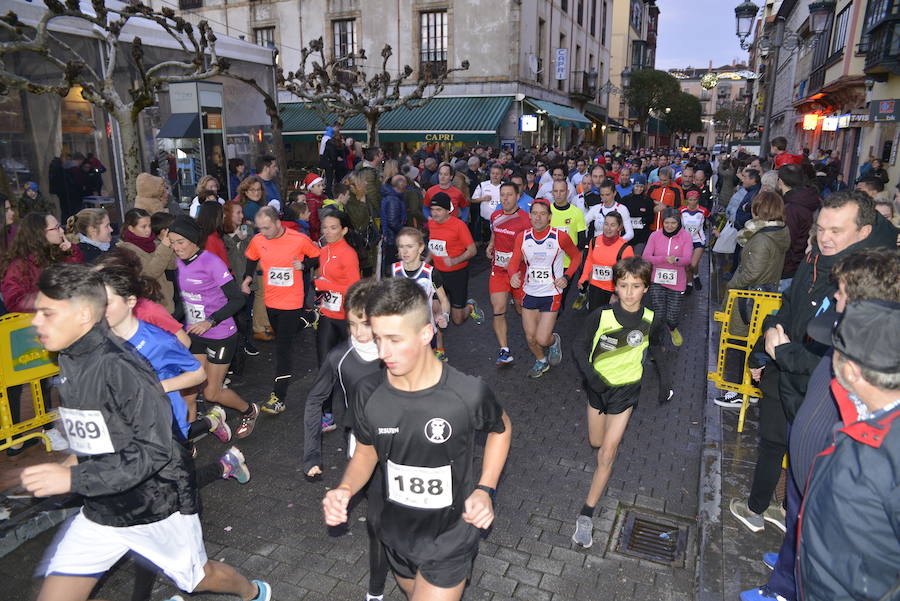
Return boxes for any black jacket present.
[61,323,198,527]
[781,186,821,279]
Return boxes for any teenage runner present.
[548,179,588,313]
[679,190,710,293]
[391,227,451,359]
[302,279,390,601]
[314,211,362,430]
[241,206,321,414]
[486,182,531,366]
[169,216,259,438]
[584,180,634,242]
[322,277,512,601]
[643,208,694,347]
[507,199,581,378]
[23,264,270,601]
[426,192,485,327]
[579,212,635,309]
[571,257,672,549]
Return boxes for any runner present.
[679,190,710,293]
[584,180,635,242]
[643,208,694,347]
[23,263,270,601]
[241,206,321,414]
[391,227,451,359]
[301,278,390,601]
[169,216,259,438]
[314,211,362,430]
[579,212,635,310]
[548,178,588,313]
[426,192,484,327]
[620,174,654,255]
[571,257,672,549]
[322,277,511,601]
[507,199,581,378]
[486,182,532,366]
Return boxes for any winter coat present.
[355,163,382,218]
[734,184,761,230]
[781,186,821,279]
[403,181,425,229]
[728,221,790,291]
[642,227,694,292]
[117,239,177,314]
[1,247,84,313]
[344,195,377,272]
[17,192,55,218]
[380,183,407,246]
[134,173,168,214]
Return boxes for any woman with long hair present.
[189,174,225,217]
[196,200,230,267]
[235,175,267,223]
[222,200,256,357]
[117,208,177,314]
[1,196,16,258]
[66,207,112,264]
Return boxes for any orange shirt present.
[426,216,475,272]
[579,236,634,292]
[246,228,320,310]
[315,238,360,319]
[424,185,468,218]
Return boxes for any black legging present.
[588,286,613,311]
[317,315,348,414]
[748,364,788,514]
[265,307,304,401]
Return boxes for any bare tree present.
[281,38,469,147]
[0,0,226,203]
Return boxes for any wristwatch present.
[475,484,496,501]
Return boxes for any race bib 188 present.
[428,239,448,257]
[267,267,294,287]
[386,460,453,509]
[653,268,678,286]
[630,217,644,230]
[58,406,115,455]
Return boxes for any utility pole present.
[759,17,784,158]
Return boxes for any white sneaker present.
[45,428,69,451]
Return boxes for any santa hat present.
[303,173,324,190]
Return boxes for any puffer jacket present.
[59,323,198,527]
[1,248,84,313]
[797,379,900,601]
[116,240,176,313]
[728,221,790,291]
[380,183,407,245]
[781,186,821,279]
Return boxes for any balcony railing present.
[568,71,598,100]
[179,0,202,9]
[864,7,900,78]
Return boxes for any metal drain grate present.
[616,512,685,565]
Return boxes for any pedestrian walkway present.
[0,254,713,600]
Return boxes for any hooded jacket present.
[380,183,407,245]
[727,220,790,292]
[134,173,168,215]
[781,186,821,279]
[763,213,898,419]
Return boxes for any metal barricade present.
[0,313,59,452]
[707,289,782,432]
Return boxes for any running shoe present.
[670,328,683,347]
[527,359,550,379]
[572,291,588,310]
[730,498,764,533]
[206,406,232,443]
[235,403,260,438]
[321,413,337,433]
[243,341,259,356]
[45,428,69,451]
[251,580,272,601]
[763,503,786,533]
[434,348,448,362]
[694,276,703,291]
[762,552,779,570]
[684,284,693,296]
[495,348,514,366]
[572,515,593,548]
[466,298,485,325]
[160,596,185,601]
[261,393,285,415]
[547,333,562,366]
[714,391,758,408]
[739,586,788,601]
[220,446,250,484]
[366,595,384,601]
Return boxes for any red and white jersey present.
[392,261,435,302]
[680,206,709,244]
[490,208,531,273]
[520,227,568,297]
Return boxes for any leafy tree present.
[623,69,680,147]
[662,92,703,146]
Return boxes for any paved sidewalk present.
[0,254,714,600]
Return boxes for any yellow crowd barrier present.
[707,289,783,433]
[0,313,59,452]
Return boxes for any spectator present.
[1,196,15,258]
[227,158,247,200]
[344,171,378,277]
[303,173,326,240]
[734,169,762,231]
[134,173,169,215]
[717,155,737,201]
[399,164,425,228]
[255,154,281,210]
[858,157,889,185]
[188,175,226,218]
[770,136,803,169]
[355,146,384,217]
[236,175,266,224]
[196,200,230,267]
[777,164,821,288]
[855,175,885,198]
[66,207,113,264]
[17,181,55,218]
[117,208,177,314]
[380,174,408,275]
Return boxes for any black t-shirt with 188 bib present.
[352,364,506,562]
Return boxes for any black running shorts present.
[189,332,238,365]
[382,540,477,589]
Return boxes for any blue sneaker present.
[762,552,778,570]
[527,359,550,379]
[739,586,788,601]
[466,298,485,325]
[219,446,250,484]
[251,580,272,601]
[547,333,562,366]
[496,348,514,366]
[321,413,336,433]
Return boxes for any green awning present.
[281,96,513,144]
[526,98,591,129]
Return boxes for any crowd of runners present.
[1,139,898,601]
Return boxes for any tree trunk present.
[366,114,379,147]
[115,111,142,208]
[262,95,287,199]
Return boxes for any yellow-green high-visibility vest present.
[590,307,654,387]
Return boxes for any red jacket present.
[1,247,84,313]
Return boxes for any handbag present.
[712,221,738,254]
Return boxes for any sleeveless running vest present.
[392,261,436,324]
[521,227,565,297]
[590,307,654,387]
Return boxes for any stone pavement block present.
[506,563,542,587]
[526,555,565,576]
[475,553,510,576]
[495,547,530,567]
[539,573,580,598]
[549,545,585,566]
[297,570,339,594]
[479,571,518,596]
[516,538,553,558]
[513,583,553,601]
[239,553,277,577]
[528,514,563,534]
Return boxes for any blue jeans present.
[778,278,793,294]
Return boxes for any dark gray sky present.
[654,0,750,70]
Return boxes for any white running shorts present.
[44,510,207,592]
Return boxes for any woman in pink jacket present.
[643,207,694,346]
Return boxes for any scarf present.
[600,234,619,246]
[737,219,785,248]
[662,224,682,238]
[121,228,157,253]
[351,336,379,362]
[79,233,110,252]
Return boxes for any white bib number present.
[592,265,613,281]
[654,268,678,286]
[687,225,700,235]
[428,239,448,257]
[630,217,644,230]
[528,266,552,283]
[321,291,343,312]
[267,267,294,287]
[184,302,206,325]
[386,460,453,509]
[58,407,115,455]
[494,251,512,267]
